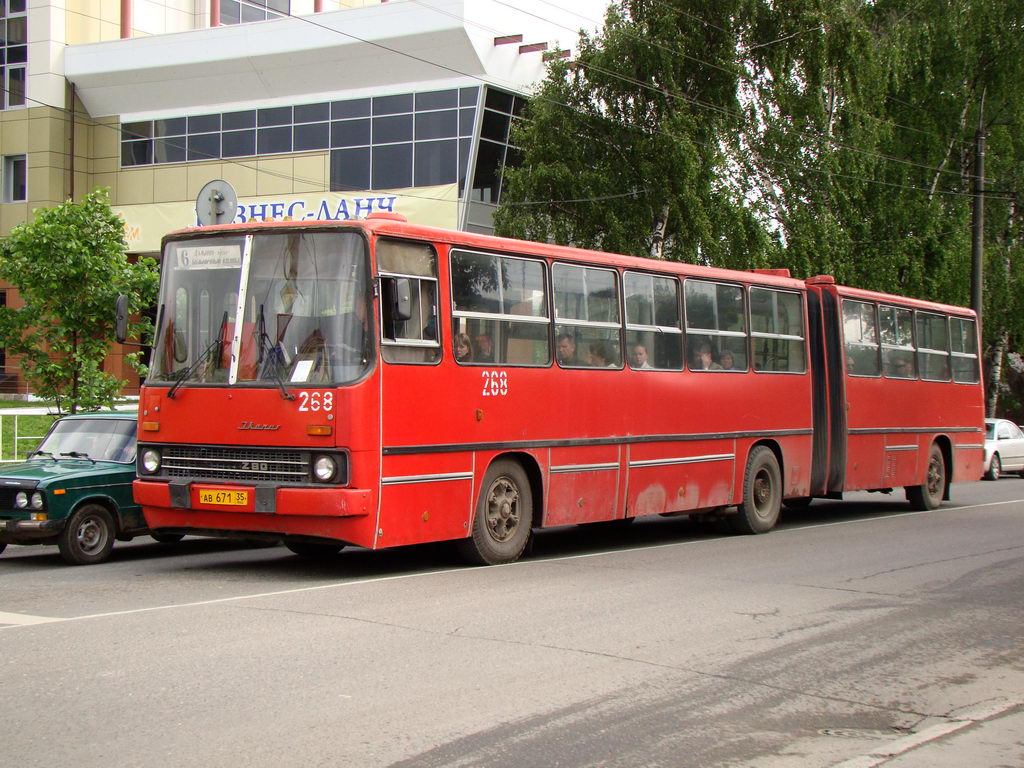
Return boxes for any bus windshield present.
[149,230,371,388]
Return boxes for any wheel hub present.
[486,479,520,541]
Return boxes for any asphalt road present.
[2,480,1022,768]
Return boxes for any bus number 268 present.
[297,391,334,412]
[481,370,508,397]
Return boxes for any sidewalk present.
[834,700,1024,767]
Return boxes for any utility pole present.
[971,91,985,333]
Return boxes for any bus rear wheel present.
[730,446,782,535]
[907,444,945,510]
[459,459,533,565]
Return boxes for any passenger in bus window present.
[693,342,722,370]
[556,333,578,366]
[588,341,615,368]
[475,333,495,363]
[719,350,735,370]
[887,354,914,378]
[454,333,473,363]
[630,343,652,369]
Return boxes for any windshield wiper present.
[29,450,58,462]
[167,337,221,399]
[255,304,296,401]
[60,451,96,465]
[167,311,228,399]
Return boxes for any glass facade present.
[119,86,526,233]
[122,87,482,195]
[465,89,527,234]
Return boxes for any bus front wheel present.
[730,446,782,535]
[907,444,945,510]
[459,459,533,565]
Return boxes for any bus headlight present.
[141,448,162,474]
[30,492,45,510]
[312,455,338,483]
[15,491,28,508]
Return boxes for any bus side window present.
[950,316,980,384]
[553,263,621,368]
[377,239,441,364]
[750,287,805,373]
[916,311,951,381]
[880,305,916,378]
[451,249,550,366]
[842,299,880,377]
[624,272,683,370]
[684,279,747,371]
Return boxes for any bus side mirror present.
[385,277,414,322]
[115,294,129,343]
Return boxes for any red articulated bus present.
[129,214,985,564]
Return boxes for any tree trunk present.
[985,331,1008,417]
[649,203,670,259]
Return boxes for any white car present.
[983,418,1024,480]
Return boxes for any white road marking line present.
[0,611,61,626]
[2,496,1022,631]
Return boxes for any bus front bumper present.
[133,480,373,518]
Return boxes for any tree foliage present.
[495,0,777,269]
[0,189,159,413]
[495,0,1024,414]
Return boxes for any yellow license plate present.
[198,489,249,506]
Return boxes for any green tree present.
[0,189,158,413]
[740,0,1024,412]
[495,0,777,269]
[497,0,1024,413]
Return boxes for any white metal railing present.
[0,411,56,463]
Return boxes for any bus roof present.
[163,216,971,313]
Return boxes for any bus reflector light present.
[143,421,160,432]
[307,425,332,436]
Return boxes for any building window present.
[1,0,27,110]
[120,87,481,199]
[464,87,527,234]
[221,0,289,25]
[3,155,26,202]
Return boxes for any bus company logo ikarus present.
[238,421,281,431]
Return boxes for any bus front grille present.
[159,446,309,484]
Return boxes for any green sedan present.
[0,411,181,565]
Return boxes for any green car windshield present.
[34,419,137,463]
[150,230,372,388]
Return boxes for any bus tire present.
[984,454,1000,481]
[285,541,344,558]
[57,504,115,565]
[459,459,533,565]
[730,446,782,535]
[907,444,945,510]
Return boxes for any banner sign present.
[114,184,459,253]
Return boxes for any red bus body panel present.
[135,218,984,552]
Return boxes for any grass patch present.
[0,413,57,462]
